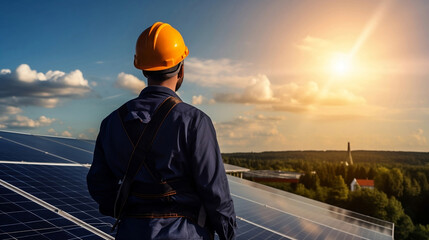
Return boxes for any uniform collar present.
[125,86,181,124]
[138,85,181,99]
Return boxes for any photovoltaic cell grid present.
[0,186,101,240]
[0,163,284,240]
[0,163,115,234]
[40,136,95,153]
[0,131,93,164]
[0,137,72,164]
[228,177,393,240]
[0,130,394,239]
[236,179,392,229]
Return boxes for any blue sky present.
[1,0,429,152]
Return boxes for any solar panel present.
[39,135,95,153]
[224,163,250,173]
[234,218,294,240]
[0,163,115,236]
[0,131,93,164]
[0,130,394,239]
[0,137,73,164]
[229,177,393,239]
[0,185,103,239]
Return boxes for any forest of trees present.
[222,151,429,239]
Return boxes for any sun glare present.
[330,53,352,76]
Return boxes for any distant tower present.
[346,142,353,165]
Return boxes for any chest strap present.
[112,96,181,231]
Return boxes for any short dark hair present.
[143,61,183,82]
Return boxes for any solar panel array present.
[0,130,394,239]
[224,163,250,173]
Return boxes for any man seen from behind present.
[87,22,237,240]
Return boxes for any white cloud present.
[0,106,22,115]
[214,74,365,114]
[48,128,57,135]
[215,75,276,104]
[0,97,60,109]
[185,57,366,117]
[12,64,88,87]
[0,116,9,122]
[1,69,11,74]
[254,114,285,121]
[61,70,88,86]
[78,133,88,139]
[15,64,45,82]
[214,114,287,152]
[61,130,73,137]
[275,81,366,106]
[185,57,365,115]
[0,64,91,108]
[75,128,98,140]
[242,75,274,102]
[38,115,55,125]
[411,129,427,146]
[192,95,204,105]
[185,57,252,88]
[102,94,123,101]
[39,98,59,108]
[369,128,429,151]
[84,128,98,140]
[295,36,330,52]
[116,72,146,94]
[4,115,56,128]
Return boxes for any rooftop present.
[356,179,375,187]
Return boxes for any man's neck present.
[148,77,177,92]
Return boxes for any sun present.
[330,53,352,76]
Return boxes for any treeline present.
[224,150,429,166]
[222,151,429,239]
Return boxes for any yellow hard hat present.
[134,22,189,71]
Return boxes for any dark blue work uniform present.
[87,86,236,239]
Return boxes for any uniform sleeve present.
[86,120,119,217]
[191,115,237,240]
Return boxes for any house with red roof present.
[350,178,375,191]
